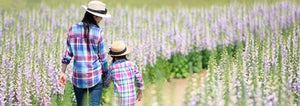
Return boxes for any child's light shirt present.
[105,59,144,106]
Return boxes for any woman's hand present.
[59,72,66,88]
[136,90,143,101]
[59,64,68,88]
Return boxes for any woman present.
[59,1,111,106]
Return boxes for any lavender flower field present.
[0,1,300,106]
[184,2,300,106]
[185,27,300,105]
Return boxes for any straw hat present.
[81,1,111,18]
[109,41,131,56]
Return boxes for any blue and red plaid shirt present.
[104,59,144,106]
[62,22,108,88]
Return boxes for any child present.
[104,41,144,106]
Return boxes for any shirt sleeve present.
[103,67,112,88]
[98,29,108,73]
[61,27,74,64]
[134,64,145,90]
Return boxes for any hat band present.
[87,8,107,14]
[109,47,127,55]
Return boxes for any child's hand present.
[136,90,143,101]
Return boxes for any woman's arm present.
[59,27,74,88]
[97,29,108,73]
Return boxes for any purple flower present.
[0,27,2,43]
[264,57,270,71]
[188,95,200,106]
[48,61,59,95]
[33,67,42,104]
[4,18,13,32]
[15,68,23,105]
[187,90,200,106]
[8,70,15,105]
[281,46,288,64]
[17,24,21,38]
[0,73,7,105]
[40,3,46,10]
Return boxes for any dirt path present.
[136,71,207,106]
[135,79,188,106]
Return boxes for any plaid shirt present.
[62,22,108,88]
[105,59,144,106]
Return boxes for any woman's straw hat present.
[109,41,131,56]
[81,1,111,18]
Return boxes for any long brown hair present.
[81,12,99,49]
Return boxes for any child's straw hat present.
[109,41,131,56]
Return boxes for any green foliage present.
[143,42,245,85]
[101,85,114,105]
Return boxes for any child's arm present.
[134,64,144,90]
[134,64,144,101]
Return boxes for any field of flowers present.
[0,1,300,106]
[185,27,300,105]
[184,2,300,106]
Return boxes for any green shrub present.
[143,42,245,84]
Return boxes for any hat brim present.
[109,45,131,56]
[82,5,111,18]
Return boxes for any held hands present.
[136,90,143,101]
[59,72,66,88]
[102,72,112,88]
[102,74,109,88]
